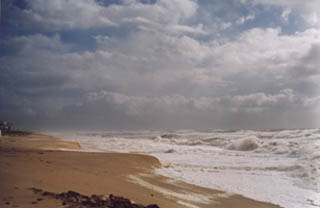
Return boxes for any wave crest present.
[227,136,261,151]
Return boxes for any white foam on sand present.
[177,200,201,208]
[127,174,211,205]
[55,148,90,152]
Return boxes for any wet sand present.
[0,133,281,208]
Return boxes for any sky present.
[0,0,320,130]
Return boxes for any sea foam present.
[46,128,320,208]
[227,136,261,151]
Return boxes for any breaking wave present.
[227,136,261,151]
[46,128,320,208]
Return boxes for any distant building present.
[0,121,12,135]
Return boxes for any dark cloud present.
[292,43,320,77]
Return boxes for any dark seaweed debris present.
[30,188,159,208]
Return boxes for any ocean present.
[47,129,320,208]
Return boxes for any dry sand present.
[0,133,281,208]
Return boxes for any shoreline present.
[0,133,281,208]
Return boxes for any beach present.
[0,132,281,208]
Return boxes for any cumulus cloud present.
[236,14,255,25]
[1,0,320,130]
[250,0,320,25]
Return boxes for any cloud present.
[290,43,320,77]
[281,8,292,22]
[2,24,320,128]
[236,14,255,25]
[221,22,232,30]
[84,88,299,115]
[304,96,320,108]
[224,89,296,112]
[13,0,116,31]
[6,0,200,33]
[2,34,70,55]
[1,0,320,129]
[250,0,320,25]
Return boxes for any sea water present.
[47,129,320,208]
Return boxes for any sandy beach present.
[0,133,281,208]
